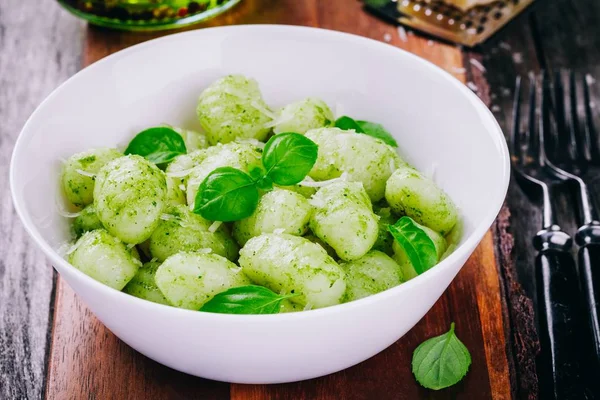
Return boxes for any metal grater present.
[365,0,535,47]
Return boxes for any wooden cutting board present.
[44,1,521,398]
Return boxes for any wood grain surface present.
[0,2,83,399]
[43,1,513,399]
[5,0,599,398]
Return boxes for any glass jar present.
[57,0,241,31]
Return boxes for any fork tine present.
[569,71,584,161]
[582,73,600,161]
[540,71,552,165]
[554,70,568,157]
[511,76,523,162]
[528,74,540,163]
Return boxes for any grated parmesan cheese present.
[166,168,194,178]
[586,74,596,85]
[299,173,348,188]
[498,42,511,51]
[428,163,438,181]
[397,26,408,42]
[56,208,82,218]
[264,113,293,129]
[389,159,396,174]
[469,58,486,72]
[208,221,222,233]
[512,52,523,64]
[236,138,266,149]
[56,242,73,257]
[75,169,96,178]
[160,213,179,221]
[250,100,278,120]
[55,196,82,218]
[308,197,325,208]
[65,240,82,255]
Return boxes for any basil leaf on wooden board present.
[200,285,295,314]
[334,116,398,147]
[388,216,438,274]
[412,323,472,390]
[193,167,259,222]
[262,132,318,186]
[125,127,187,164]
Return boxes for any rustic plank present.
[0,1,83,399]
[461,19,544,398]
[474,0,600,395]
[45,1,320,399]
[46,280,230,400]
[230,236,509,400]
[229,6,511,399]
[45,0,513,398]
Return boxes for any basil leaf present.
[364,0,390,6]
[262,132,318,186]
[194,167,259,222]
[412,323,471,390]
[356,121,398,147]
[334,116,363,132]
[334,116,398,147]
[200,285,295,314]
[125,127,187,164]
[388,216,438,274]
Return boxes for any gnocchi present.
[185,141,262,206]
[197,75,272,145]
[342,250,404,302]
[239,233,346,309]
[309,181,379,261]
[123,261,170,305]
[61,148,122,208]
[149,204,238,262]
[385,166,458,235]
[68,229,140,290]
[233,189,312,246]
[306,127,405,201]
[155,252,250,310]
[58,74,461,314]
[94,155,168,244]
[72,204,103,237]
[272,98,334,135]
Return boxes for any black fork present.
[512,74,596,399]
[547,71,600,366]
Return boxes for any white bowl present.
[10,25,509,384]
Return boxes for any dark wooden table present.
[1,0,599,399]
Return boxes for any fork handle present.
[576,222,600,367]
[536,249,596,399]
[578,244,600,363]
